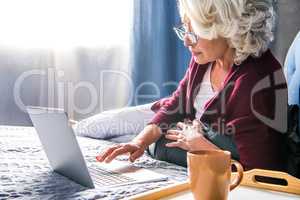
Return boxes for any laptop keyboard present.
[88,165,136,187]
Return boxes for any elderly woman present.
[97,0,287,171]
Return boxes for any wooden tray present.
[128,169,300,200]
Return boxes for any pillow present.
[285,31,300,105]
[74,103,155,140]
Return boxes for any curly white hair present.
[178,0,276,65]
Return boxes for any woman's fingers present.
[165,134,182,141]
[165,141,181,148]
[176,122,186,130]
[129,149,143,163]
[177,121,193,131]
[96,142,145,163]
[166,129,182,135]
[165,139,188,150]
[96,145,120,162]
[104,147,130,163]
[166,129,185,141]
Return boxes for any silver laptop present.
[27,106,167,188]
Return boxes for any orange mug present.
[187,150,244,200]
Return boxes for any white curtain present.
[0,0,133,125]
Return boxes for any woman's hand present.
[165,120,218,151]
[96,124,162,163]
[96,142,147,163]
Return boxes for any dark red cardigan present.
[149,50,287,171]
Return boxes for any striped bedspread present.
[0,126,187,200]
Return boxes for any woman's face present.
[183,20,229,65]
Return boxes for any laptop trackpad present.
[93,160,167,182]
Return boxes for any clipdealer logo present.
[250,69,288,133]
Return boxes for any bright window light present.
[0,0,132,48]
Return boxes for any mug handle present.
[230,160,244,191]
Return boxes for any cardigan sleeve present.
[225,69,287,170]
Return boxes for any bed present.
[0,126,187,200]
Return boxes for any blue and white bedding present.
[0,126,187,200]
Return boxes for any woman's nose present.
[183,35,193,47]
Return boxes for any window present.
[0,0,132,48]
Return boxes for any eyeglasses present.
[173,24,199,45]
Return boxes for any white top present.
[193,64,217,119]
